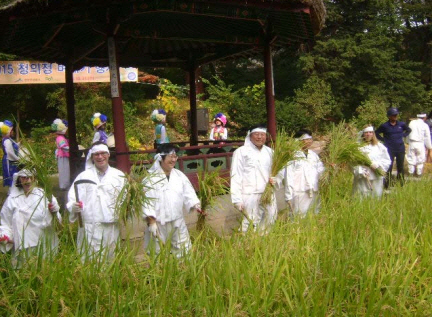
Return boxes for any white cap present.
[298,133,312,141]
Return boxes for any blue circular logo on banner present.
[127,72,137,81]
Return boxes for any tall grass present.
[1,175,432,315]
[196,167,228,231]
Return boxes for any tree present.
[352,95,389,129]
[292,75,338,131]
[300,0,430,119]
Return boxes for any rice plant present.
[115,164,154,224]
[260,129,301,205]
[196,167,228,231]
[1,169,432,316]
[17,130,62,230]
[18,134,54,203]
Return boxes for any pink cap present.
[214,113,227,126]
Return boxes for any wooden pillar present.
[264,39,276,142]
[107,36,130,172]
[195,67,205,99]
[65,64,79,181]
[189,62,198,145]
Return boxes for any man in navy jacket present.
[375,108,411,188]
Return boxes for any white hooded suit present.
[352,142,391,198]
[407,118,432,175]
[0,173,61,260]
[142,158,200,256]
[67,165,125,261]
[284,149,325,216]
[231,134,281,233]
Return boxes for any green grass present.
[1,174,432,316]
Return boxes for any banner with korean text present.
[0,61,138,84]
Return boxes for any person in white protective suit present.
[67,142,125,261]
[142,144,202,257]
[0,169,61,266]
[406,113,432,177]
[284,129,325,217]
[352,126,391,198]
[230,125,282,234]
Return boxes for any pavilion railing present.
[76,140,244,188]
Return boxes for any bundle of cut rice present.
[115,165,154,224]
[260,129,302,206]
[321,122,385,187]
[18,135,62,230]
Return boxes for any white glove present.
[370,162,379,170]
[269,176,276,186]
[48,202,59,213]
[190,203,201,213]
[354,166,367,178]
[234,203,244,211]
[72,201,83,214]
[148,223,159,237]
[0,234,11,244]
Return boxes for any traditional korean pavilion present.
[0,0,325,179]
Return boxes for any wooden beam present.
[43,23,64,48]
[72,40,106,64]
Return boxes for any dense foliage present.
[0,0,431,141]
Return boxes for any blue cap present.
[387,108,399,116]
[3,120,13,127]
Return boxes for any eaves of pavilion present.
[0,0,325,177]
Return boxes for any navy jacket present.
[375,121,411,153]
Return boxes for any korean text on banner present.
[0,61,138,84]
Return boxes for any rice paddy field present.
[1,172,432,316]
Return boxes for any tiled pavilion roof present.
[0,0,325,69]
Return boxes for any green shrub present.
[353,95,392,129]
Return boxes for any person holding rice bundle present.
[1,120,19,189]
[151,109,169,145]
[91,112,108,144]
[352,125,391,198]
[51,119,70,191]
[230,124,281,234]
[209,112,228,141]
[284,129,325,217]
[67,142,125,261]
[0,169,61,266]
[142,144,202,257]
